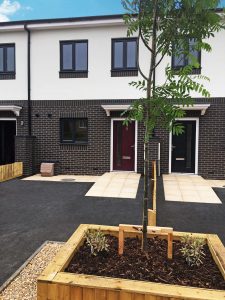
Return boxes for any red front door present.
[113,120,135,171]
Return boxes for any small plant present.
[85,229,109,256]
[180,235,206,267]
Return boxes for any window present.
[60,118,88,144]
[60,40,88,78]
[111,38,138,77]
[0,44,15,79]
[172,39,201,74]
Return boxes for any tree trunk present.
[141,0,158,251]
[142,107,150,251]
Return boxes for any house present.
[0,13,224,179]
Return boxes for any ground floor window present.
[60,118,88,144]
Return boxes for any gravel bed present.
[0,242,63,300]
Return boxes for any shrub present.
[180,235,206,267]
[85,229,109,256]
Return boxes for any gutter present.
[24,24,32,136]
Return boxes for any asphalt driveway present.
[0,177,224,286]
[0,179,143,286]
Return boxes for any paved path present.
[163,174,222,203]
[23,174,99,183]
[86,172,141,198]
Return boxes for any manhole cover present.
[61,178,76,182]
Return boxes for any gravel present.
[0,242,63,300]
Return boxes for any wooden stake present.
[118,224,173,259]
[167,232,173,259]
[119,226,124,255]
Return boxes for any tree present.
[122,0,224,251]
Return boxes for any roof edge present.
[0,14,126,27]
[0,8,223,28]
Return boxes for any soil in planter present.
[66,236,225,290]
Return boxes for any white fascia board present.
[0,19,125,32]
[102,104,131,116]
[178,104,211,115]
[0,105,22,116]
[0,25,24,32]
[27,19,125,30]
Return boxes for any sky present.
[0,0,224,22]
[0,0,125,22]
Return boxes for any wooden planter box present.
[37,224,225,300]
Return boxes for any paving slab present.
[22,174,99,183]
[163,174,222,204]
[85,172,141,198]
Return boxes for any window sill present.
[111,69,138,77]
[0,73,16,80]
[172,67,201,75]
[59,71,88,78]
[60,142,88,145]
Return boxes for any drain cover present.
[61,178,76,182]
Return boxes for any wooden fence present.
[0,162,23,182]
[148,160,157,226]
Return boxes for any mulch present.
[66,235,225,290]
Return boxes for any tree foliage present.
[121,0,224,251]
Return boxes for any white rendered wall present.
[0,31,27,100]
[155,29,225,98]
[30,25,148,100]
[0,23,224,101]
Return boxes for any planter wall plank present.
[47,283,58,300]
[38,225,225,300]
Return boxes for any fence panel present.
[0,162,23,182]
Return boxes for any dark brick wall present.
[154,99,225,179]
[0,98,224,179]
[15,136,36,176]
[29,100,156,175]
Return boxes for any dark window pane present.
[75,119,88,143]
[189,39,199,64]
[62,119,73,142]
[75,42,87,71]
[127,40,137,68]
[6,47,15,72]
[114,41,123,68]
[174,53,186,67]
[0,48,3,72]
[62,44,73,70]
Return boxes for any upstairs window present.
[111,38,138,77]
[60,118,88,144]
[172,39,201,74]
[60,40,88,78]
[0,44,15,79]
